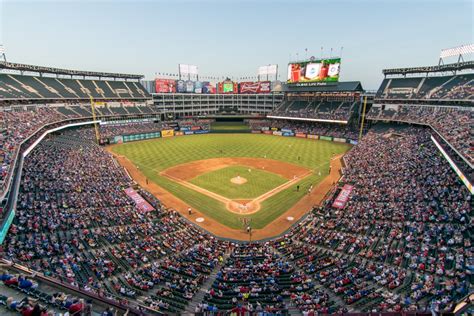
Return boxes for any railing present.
[0,110,164,243]
[0,258,162,315]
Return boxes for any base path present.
[161,160,312,215]
[161,157,310,181]
[108,146,344,241]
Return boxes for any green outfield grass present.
[210,121,250,131]
[189,165,287,199]
[112,134,350,229]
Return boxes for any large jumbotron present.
[0,2,473,314]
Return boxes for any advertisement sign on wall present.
[202,82,216,94]
[185,80,195,93]
[194,81,203,93]
[296,133,307,138]
[155,79,176,93]
[162,129,175,137]
[176,80,186,93]
[320,136,333,141]
[239,81,272,94]
[124,188,155,212]
[332,184,354,209]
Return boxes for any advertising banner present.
[349,139,358,145]
[193,130,209,134]
[281,128,293,133]
[332,184,354,209]
[175,131,184,136]
[184,131,194,135]
[176,80,186,93]
[271,127,278,131]
[162,129,175,138]
[114,135,124,144]
[124,187,155,212]
[180,127,190,131]
[185,80,195,93]
[191,126,201,131]
[320,136,333,141]
[218,81,238,94]
[251,130,261,134]
[263,130,273,135]
[273,131,283,136]
[261,127,270,131]
[287,58,341,84]
[282,132,295,137]
[334,137,346,143]
[307,134,319,140]
[155,79,176,93]
[258,81,271,93]
[202,82,216,94]
[194,81,203,94]
[239,81,272,94]
[296,133,307,138]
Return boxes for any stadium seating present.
[0,103,160,197]
[2,123,469,314]
[270,100,357,121]
[376,74,474,100]
[0,74,150,100]
[249,119,359,140]
[367,104,473,164]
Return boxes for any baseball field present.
[110,133,350,238]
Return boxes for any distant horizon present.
[1,0,473,89]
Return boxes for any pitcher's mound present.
[230,176,247,184]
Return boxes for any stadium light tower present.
[439,43,474,65]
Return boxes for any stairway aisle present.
[183,251,230,315]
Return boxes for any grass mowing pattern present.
[112,134,350,229]
[189,165,287,199]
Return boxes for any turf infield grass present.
[112,134,350,229]
[189,165,288,199]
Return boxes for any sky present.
[0,0,472,89]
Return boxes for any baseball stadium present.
[0,1,472,315]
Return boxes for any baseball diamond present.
[109,133,350,235]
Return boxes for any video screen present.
[287,58,341,83]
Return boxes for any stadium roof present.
[282,81,363,93]
[382,61,474,76]
[0,61,144,79]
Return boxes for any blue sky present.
[0,0,472,89]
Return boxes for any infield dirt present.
[108,145,343,241]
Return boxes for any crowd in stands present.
[270,100,356,122]
[0,119,471,314]
[1,108,63,192]
[249,119,359,140]
[0,104,160,196]
[274,126,471,313]
[178,119,212,131]
[368,105,473,164]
